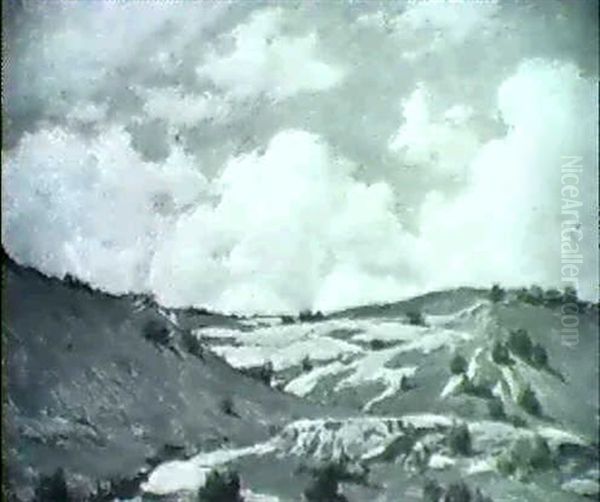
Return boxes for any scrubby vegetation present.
[489,284,506,303]
[447,422,472,456]
[406,310,426,326]
[241,361,274,386]
[491,340,512,365]
[369,339,387,351]
[487,397,506,420]
[517,385,542,416]
[458,376,494,399]
[496,435,553,478]
[422,479,493,502]
[299,310,325,322]
[450,354,468,375]
[303,455,370,502]
[181,330,203,359]
[507,328,533,361]
[220,397,239,418]
[302,355,314,372]
[281,315,296,325]
[142,319,171,347]
[34,468,70,502]
[530,343,548,368]
[197,469,244,502]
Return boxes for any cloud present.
[196,8,345,100]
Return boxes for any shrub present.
[489,284,505,303]
[447,423,472,456]
[517,385,542,416]
[198,469,244,502]
[143,319,170,347]
[299,310,325,323]
[443,481,472,502]
[543,288,562,306]
[258,361,274,386]
[450,354,468,375]
[531,343,548,368]
[182,330,203,359]
[302,356,314,372]
[406,310,426,326]
[220,397,238,418]
[303,463,347,502]
[491,341,512,365]
[499,435,553,478]
[281,315,296,325]
[562,285,578,303]
[423,478,443,502]
[461,379,493,399]
[34,469,70,502]
[507,329,532,361]
[487,398,505,420]
[369,339,386,351]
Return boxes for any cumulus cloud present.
[2,2,598,313]
[196,8,345,100]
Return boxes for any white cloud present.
[196,8,344,100]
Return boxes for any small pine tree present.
[487,398,505,420]
[143,319,171,347]
[302,355,313,372]
[34,469,70,502]
[443,481,472,502]
[447,423,472,456]
[531,343,548,368]
[491,341,512,365]
[220,397,238,417]
[450,354,468,375]
[198,469,244,502]
[369,339,386,351]
[182,330,203,358]
[407,310,426,326]
[507,329,533,361]
[423,478,443,502]
[303,462,350,502]
[489,284,505,303]
[517,385,542,416]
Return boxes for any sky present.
[2,0,598,314]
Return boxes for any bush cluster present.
[198,469,244,502]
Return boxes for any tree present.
[182,330,203,359]
[517,385,542,416]
[443,481,472,502]
[34,469,70,502]
[489,284,505,303]
[491,340,511,365]
[407,310,426,326]
[450,354,468,375]
[198,469,244,502]
[143,319,170,347]
[487,398,505,420]
[423,479,443,502]
[507,329,533,361]
[302,355,313,372]
[447,423,472,456]
[303,461,350,502]
[531,343,548,368]
[220,397,238,418]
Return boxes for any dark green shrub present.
[462,379,494,399]
[487,398,505,420]
[198,469,244,502]
[507,329,532,361]
[220,397,238,418]
[423,478,443,502]
[562,285,578,303]
[303,461,352,502]
[517,385,542,416]
[489,284,505,303]
[443,481,472,502]
[406,310,426,326]
[543,288,562,306]
[450,354,468,375]
[34,468,70,502]
[447,423,472,456]
[531,344,548,368]
[299,310,325,322]
[242,362,274,386]
[302,356,313,372]
[491,341,512,365]
[143,319,171,347]
[369,339,386,351]
[281,315,296,325]
[182,330,203,359]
